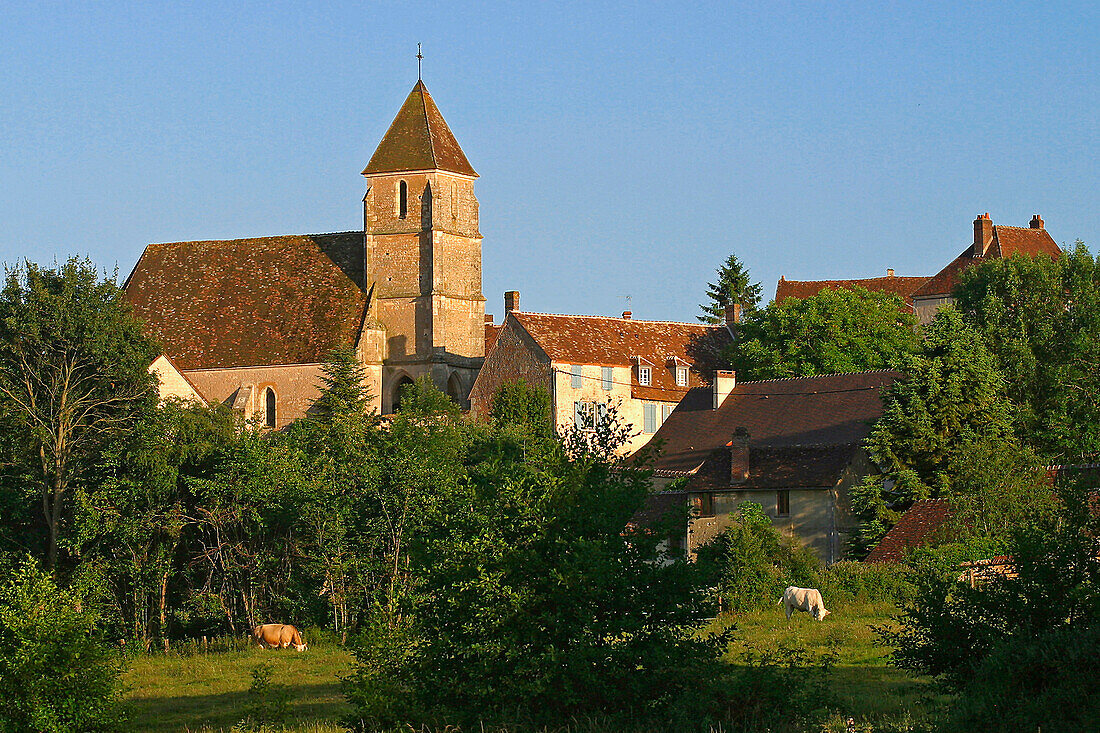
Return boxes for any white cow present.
[779,586,830,622]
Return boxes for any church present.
[124,80,487,426]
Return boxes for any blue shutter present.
[601,366,613,390]
[571,364,583,388]
[662,404,673,423]
[643,403,657,433]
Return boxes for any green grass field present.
[123,603,941,732]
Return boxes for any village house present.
[642,369,901,563]
[470,294,731,454]
[910,213,1062,324]
[775,270,930,313]
[124,80,486,425]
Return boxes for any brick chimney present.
[974,213,994,256]
[622,311,632,319]
[723,303,741,327]
[504,290,520,314]
[730,427,749,485]
[713,370,736,409]
[1030,214,1044,230]
[485,314,494,324]
[886,268,895,277]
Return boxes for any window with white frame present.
[574,400,608,431]
[661,403,674,424]
[638,365,652,386]
[676,366,688,386]
[571,364,583,389]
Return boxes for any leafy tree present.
[725,286,918,380]
[699,253,762,323]
[0,258,157,569]
[881,482,1100,731]
[488,378,553,439]
[0,558,124,732]
[954,243,1100,461]
[345,402,727,729]
[864,308,1015,496]
[695,502,819,613]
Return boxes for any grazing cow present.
[779,586,830,622]
[251,623,307,651]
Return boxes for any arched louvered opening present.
[264,387,276,429]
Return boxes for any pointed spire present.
[362,81,477,178]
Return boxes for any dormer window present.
[638,366,652,386]
[676,366,688,386]
[398,180,408,219]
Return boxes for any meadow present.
[122,602,941,733]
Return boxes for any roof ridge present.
[417,82,438,167]
[734,368,900,385]
[146,231,362,247]
[514,311,720,327]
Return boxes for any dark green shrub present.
[242,661,290,729]
[945,624,1100,733]
[817,561,914,606]
[0,558,124,732]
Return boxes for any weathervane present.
[417,43,423,80]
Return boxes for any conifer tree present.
[698,253,762,323]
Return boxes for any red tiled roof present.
[644,371,901,489]
[510,312,730,402]
[912,225,1061,298]
[362,81,477,178]
[776,275,930,307]
[865,498,955,563]
[124,232,370,370]
[485,322,503,354]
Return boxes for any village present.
[1,5,1098,733]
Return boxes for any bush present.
[241,661,291,729]
[817,561,914,606]
[696,502,819,613]
[945,624,1100,733]
[0,558,124,732]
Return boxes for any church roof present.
[362,81,477,178]
[123,232,370,370]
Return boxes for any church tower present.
[361,81,486,412]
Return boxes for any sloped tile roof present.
[644,371,901,488]
[912,225,1061,298]
[362,81,477,177]
[124,232,370,370]
[865,498,955,563]
[485,322,503,354]
[510,312,730,402]
[775,275,930,307]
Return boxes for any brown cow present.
[251,623,307,651]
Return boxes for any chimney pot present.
[485,314,494,324]
[622,311,632,319]
[887,268,895,277]
[713,370,736,409]
[973,213,994,256]
[504,290,520,314]
[730,427,750,485]
[1030,214,1045,229]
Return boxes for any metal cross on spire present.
[417,43,423,80]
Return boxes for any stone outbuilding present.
[642,369,901,563]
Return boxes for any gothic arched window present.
[264,387,276,428]
[398,180,408,219]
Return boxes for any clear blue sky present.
[1,1,1097,323]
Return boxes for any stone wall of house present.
[468,319,552,419]
[913,295,953,325]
